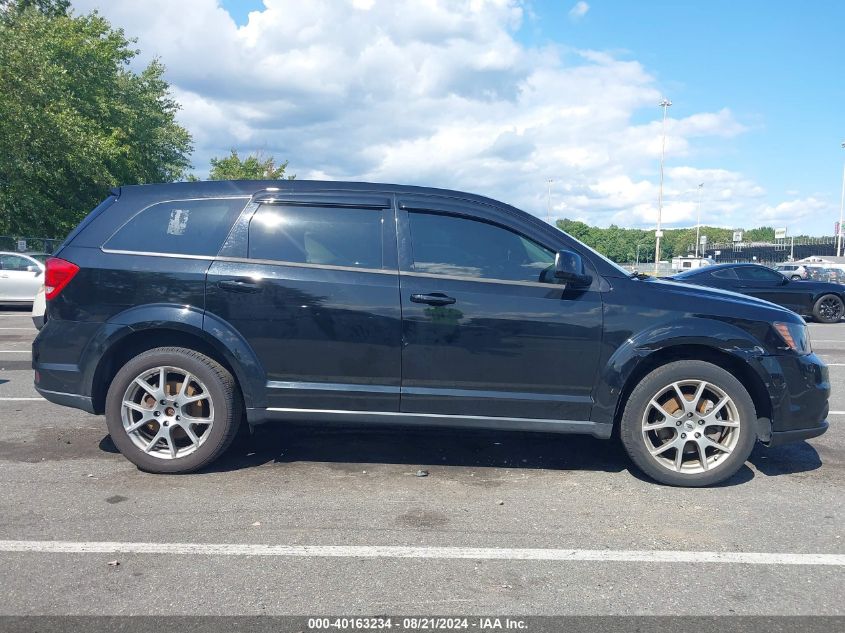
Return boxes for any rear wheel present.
[620,360,757,487]
[790,275,802,281]
[105,347,242,473]
[812,294,844,323]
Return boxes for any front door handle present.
[410,292,456,306]
[217,279,262,293]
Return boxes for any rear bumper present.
[34,385,95,414]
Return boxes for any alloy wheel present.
[641,380,741,474]
[818,296,843,321]
[120,366,215,459]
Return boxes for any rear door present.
[396,198,603,421]
[205,194,402,412]
[0,254,42,301]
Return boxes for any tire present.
[812,294,844,324]
[620,360,757,487]
[791,275,802,281]
[105,347,242,474]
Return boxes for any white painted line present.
[0,540,842,566]
[0,397,44,401]
[0,350,29,353]
[829,411,845,415]
[0,328,34,330]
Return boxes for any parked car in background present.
[32,181,829,487]
[670,263,845,323]
[821,268,844,284]
[774,263,809,280]
[804,266,832,282]
[0,252,45,304]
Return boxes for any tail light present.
[44,257,80,300]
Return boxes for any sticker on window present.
[167,209,190,236]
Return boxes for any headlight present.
[773,321,812,354]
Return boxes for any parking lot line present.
[0,350,30,353]
[0,540,843,566]
[0,397,43,401]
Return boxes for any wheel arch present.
[85,306,265,414]
[610,344,772,433]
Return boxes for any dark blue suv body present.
[33,180,829,485]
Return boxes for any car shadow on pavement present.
[748,441,822,476]
[185,423,756,486]
[96,425,818,484]
[202,423,634,475]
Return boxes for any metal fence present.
[0,235,62,254]
[702,236,838,264]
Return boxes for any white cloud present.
[69,0,834,234]
[568,1,590,21]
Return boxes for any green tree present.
[207,150,294,181]
[0,0,192,237]
[556,218,782,263]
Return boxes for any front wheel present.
[105,347,242,473]
[620,360,757,487]
[812,294,844,323]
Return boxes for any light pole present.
[654,98,672,273]
[546,178,554,225]
[694,182,704,258]
[838,142,845,257]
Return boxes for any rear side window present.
[248,205,383,269]
[408,211,554,282]
[105,198,247,256]
[710,268,738,279]
[735,266,782,282]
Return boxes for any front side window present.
[408,211,555,283]
[105,198,247,256]
[0,254,34,271]
[248,205,383,269]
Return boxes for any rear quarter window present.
[105,198,247,257]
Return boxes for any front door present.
[734,266,804,312]
[205,197,402,412]
[398,202,603,422]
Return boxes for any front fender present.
[79,303,265,410]
[590,316,770,426]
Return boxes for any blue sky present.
[79,0,845,234]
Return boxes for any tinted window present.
[735,266,782,281]
[710,268,738,279]
[248,205,383,269]
[105,198,246,256]
[408,211,554,282]
[0,254,34,271]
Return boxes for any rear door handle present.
[410,292,456,306]
[217,279,262,293]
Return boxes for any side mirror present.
[27,265,42,275]
[554,250,592,287]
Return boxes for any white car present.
[0,252,46,304]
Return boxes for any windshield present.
[553,227,631,277]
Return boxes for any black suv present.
[33,181,830,486]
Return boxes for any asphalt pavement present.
[0,306,842,616]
